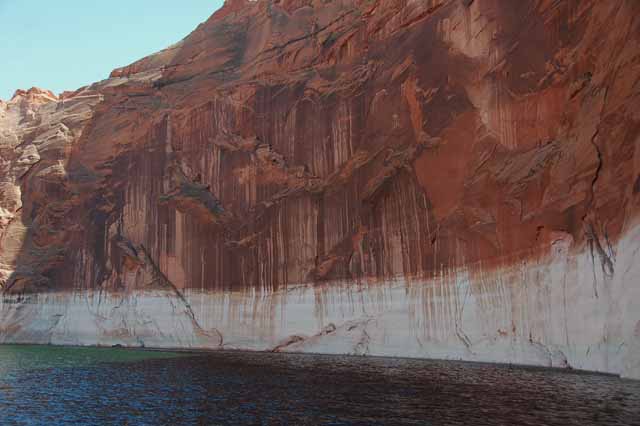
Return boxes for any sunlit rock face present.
[1,0,640,378]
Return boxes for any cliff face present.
[1,0,640,377]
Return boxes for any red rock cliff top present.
[1,0,639,296]
[9,87,58,105]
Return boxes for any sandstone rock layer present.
[1,0,640,378]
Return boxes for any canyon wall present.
[1,0,640,378]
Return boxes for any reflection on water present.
[0,345,638,425]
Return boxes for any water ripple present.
[0,346,638,425]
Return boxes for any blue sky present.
[0,1,224,100]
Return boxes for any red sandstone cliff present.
[1,0,639,377]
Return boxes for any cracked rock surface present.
[1,0,640,378]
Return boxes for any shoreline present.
[0,341,624,380]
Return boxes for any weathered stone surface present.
[1,0,639,378]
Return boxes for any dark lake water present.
[0,345,638,425]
